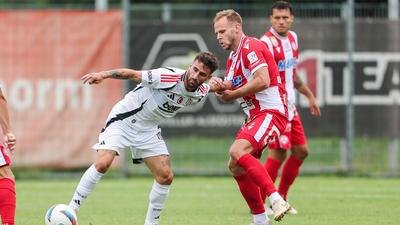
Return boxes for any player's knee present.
[227,160,242,176]
[94,161,112,173]
[229,148,243,161]
[292,145,309,160]
[0,166,15,181]
[155,169,174,185]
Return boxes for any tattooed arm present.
[81,69,142,85]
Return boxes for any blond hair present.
[214,9,242,25]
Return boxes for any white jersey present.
[104,67,210,132]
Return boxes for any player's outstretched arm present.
[0,89,16,152]
[294,74,321,117]
[81,69,142,85]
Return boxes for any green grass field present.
[17,176,400,225]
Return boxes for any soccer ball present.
[44,204,78,225]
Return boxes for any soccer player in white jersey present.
[260,1,321,215]
[68,51,231,225]
[214,9,291,225]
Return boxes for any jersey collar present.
[270,27,288,40]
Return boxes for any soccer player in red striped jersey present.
[214,9,291,225]
[68,51,231,225]
[0,88,17,225]
[260,1,321,215]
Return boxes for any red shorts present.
[268,110,307,150]
[236,110,287,159]
[0,144,11,167]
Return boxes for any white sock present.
[144,181,170,225]
[69,164,104,211]
[268,191,284,205]
[253,212,269,225]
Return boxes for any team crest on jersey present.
[247,51,259,64]
[269,36,279,47]
[177,96,184,104]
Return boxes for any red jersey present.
[225,35,287,119]
[260,28,299,120]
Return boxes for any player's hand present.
[81,72,107,85]
[209,77,233,93]
[4,132,16,153]
[208,76,224,90]
[309,98,321,117]
[216,89,235,102]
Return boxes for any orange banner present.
[0,10,123,168]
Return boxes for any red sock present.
[0,178,16,225]
[265,157,282,183]
[237,153,276,197]
[233,174,265,214]
[278,155,303,200]
[260,157,282,202]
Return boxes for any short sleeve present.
[141,67,183,89]
[242,39,268,75]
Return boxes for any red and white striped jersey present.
[109,67,209,131]
[224,35,287,119]
[260,28,299,120]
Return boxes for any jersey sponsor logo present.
[247,51,259,64]
[160,101,182,113]
[232,76,243,87]
[277,58,297,71]
[147,71,153,84]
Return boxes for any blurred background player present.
[0,88,17,225]
[260,0,321,215]
[68,51,231,225]
[214,9,291,225]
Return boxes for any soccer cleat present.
[271,199,291,221]
[266,204,297,216]
[286,206,298,215]
[249,222,272,225]
[266,205,274,216]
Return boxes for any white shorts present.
[92,121,169,159]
